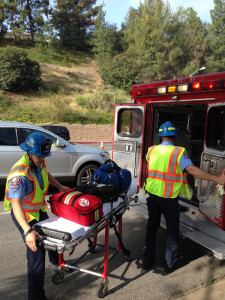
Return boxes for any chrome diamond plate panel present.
[131,198,225,259]
[198,180,223,227]
[113,150,141,185]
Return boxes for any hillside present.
[40,58,103,96]
[0,44,130,140]
[39,59,117,141]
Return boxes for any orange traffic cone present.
[100,140,104,149]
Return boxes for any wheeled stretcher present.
[33,182,137,298]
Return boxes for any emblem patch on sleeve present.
[10,177,21,189]
[183,152,190,159]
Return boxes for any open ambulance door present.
[198,104,225,230]
[112,104,147,189]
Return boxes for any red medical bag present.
[49,189,103,226]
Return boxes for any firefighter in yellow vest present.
[4,132,69,300]
[143,121,225,273]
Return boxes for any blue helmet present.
[158,121,178,137]
[20,132,52,157]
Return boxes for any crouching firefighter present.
[142,121,225,273]
[4,132,69,300]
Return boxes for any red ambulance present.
[112,71,225,259]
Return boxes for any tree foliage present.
[52,0,100,50]
[92,6,123,62]
[0,47,41,92]
[94,0,214,91]
[1,0,50,43]
[100,53,139,93]
[1,0,225,93]
[207,0,225,72]
[0,0,7,38]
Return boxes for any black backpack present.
[74,183,120,203]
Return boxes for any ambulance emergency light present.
[130,79,225,96]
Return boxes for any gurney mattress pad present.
[34,197,124,241]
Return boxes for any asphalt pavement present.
[2,199,225,300]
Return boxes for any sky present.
[96,0,215,28]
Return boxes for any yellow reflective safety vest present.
[145,145,190,199]
[4,154,49,222]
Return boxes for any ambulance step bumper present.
[131,200,225,260]
[183,230,225,259]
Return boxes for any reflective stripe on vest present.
[146,145,190,198]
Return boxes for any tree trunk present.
[26,0,34,44]
[9,8,17,43]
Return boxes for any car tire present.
[76,163,99,186]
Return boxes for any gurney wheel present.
[52,271,64,285]
[90,246,96,254]
[88,239,96,254]
[98,285,108,298]
[124,250,131,262]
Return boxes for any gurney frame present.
[39,197,131,298]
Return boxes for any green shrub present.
[85,90,130,112]
[0,92,9,113]
[0,47,41,92]
[100,53,138,93]
[76,95,88,106]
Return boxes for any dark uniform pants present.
[144,193,180,268]
[11,210,59,300]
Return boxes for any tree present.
[1,0,50,44]
[20,0,50,43]
[0,0,7,39]
[52,0,100,50]
[92,5,123,62]
[0,47,41,92]
[171,7,208,77]
[100,53,139,93]
[119,0,208,83]
[207,0,225,72]
[3,0,21,42]
[119,0,176,82]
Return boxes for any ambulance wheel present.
[98,285,108,298]
[76,163,99,186]
[52,271,64,284]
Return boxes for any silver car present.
[0,121,110,186]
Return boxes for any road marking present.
[0,211,10,215]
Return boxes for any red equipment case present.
[49,189,103,226]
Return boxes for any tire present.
[121,248,131,262]
[88,239,96,254]
[98,285,108,298]
[90,246,96,254]
[124,251,131,262]
[76,163,99,186]
[52,271,64,284]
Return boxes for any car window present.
[0,128,18,145]
[18,128,57,144]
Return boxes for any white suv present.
[0,121,110,186]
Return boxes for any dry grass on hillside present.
[2,53,130,139]
[41,58,104,96]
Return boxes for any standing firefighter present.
[143,121,225,273]
[4,132,69,300]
